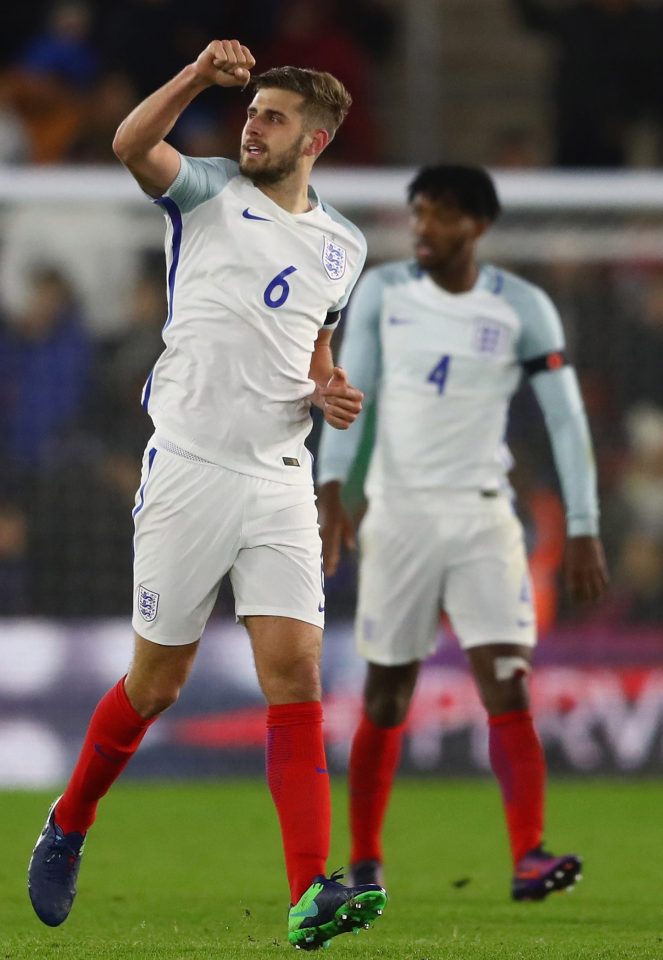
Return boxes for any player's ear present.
[303,128,330,159]
[473,218,491,240]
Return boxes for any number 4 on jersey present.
[427,354,451,394]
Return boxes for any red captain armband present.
[522,350,568,376]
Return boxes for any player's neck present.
[255,173,312,215]
[427,261,479,294]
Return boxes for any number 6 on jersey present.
[264,265,297,309]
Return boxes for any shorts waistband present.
[372,486,512,510]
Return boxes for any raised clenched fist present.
[194,39,255,89]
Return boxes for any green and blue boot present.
[288,870,387,951]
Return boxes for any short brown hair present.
[251,67,352,139]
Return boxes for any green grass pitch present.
[2,779,661,959]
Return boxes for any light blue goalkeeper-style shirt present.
[317,260,599,537]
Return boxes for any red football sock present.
[488,709,546,865]
[348,713,405,865]
[266,701,330,904]
[55,677,155,835]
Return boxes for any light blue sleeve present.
[500,272,566,361]
[501,271,599,535]
[316,265,384,485]
[529,355,600,537]
[162,155,239,213]
[499,270,598,533]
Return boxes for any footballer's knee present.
[246,616,323,704]
[468,645,532,716]
[125,681,183,719]
[364,661,419,728]
[364,693,409,728]
[261,655,322,704]
[479,677,530,717]
[127,634,199,717]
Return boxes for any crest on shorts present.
[138,584,160,622]
[322,237,346,280]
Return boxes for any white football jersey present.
[142,155,366,484]
[318,260,599,535]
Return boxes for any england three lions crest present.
[138,584,160,622]
[322,237,347,280]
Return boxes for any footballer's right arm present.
[112,40,254,197]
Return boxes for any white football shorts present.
[356,489,536,665]
[131,437,325,644]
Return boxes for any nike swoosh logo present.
[291,902,319,919]
[389,316,414,325]
[94,743,123,764]
[315,766,328,774]
[242,207,272,222]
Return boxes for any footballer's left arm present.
[308,327,364,429]
[513,279,608,601]
[528,363,609,602]
[309,327,335,408]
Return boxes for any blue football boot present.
[28,797,86,926]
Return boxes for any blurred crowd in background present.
[0,0,395,166]
[4,0,663,169]
[1,0,663,633]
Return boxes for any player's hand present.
[565,535,609,604]
[318,481,356,576]
[194,40,255,89]
[322,367,363,430]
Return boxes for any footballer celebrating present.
[28,38,386,950]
